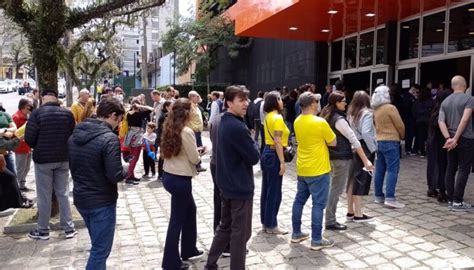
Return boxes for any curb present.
[3,209,86,234]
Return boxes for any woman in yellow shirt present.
[261,91,290,234]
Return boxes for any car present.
[0,81,8,93]
[4,80,15,93]
[58,80,66,98]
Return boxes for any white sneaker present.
[384,200,405,208]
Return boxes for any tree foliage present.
[162,2,251,93]
[9,36,31,78]
[0,0,166,94]
[59,18,129,90]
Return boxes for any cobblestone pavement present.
[1,133,474,269]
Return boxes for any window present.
[400,19,420,60]
[422,11,446,57]
[359,31,374,67]
[376,28,386,64]
[448,3,474,53]
[331,40,342,71]
[344,36,357,69]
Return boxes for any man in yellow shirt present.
[70,89,90,123]
[291,92,336,251]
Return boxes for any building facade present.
[211,0,474,97]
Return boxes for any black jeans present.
[444,137,474,203]
[426,132,447,192]
[158,157,164,178]
[205,197,253,270]
[414,121,428,155]
[142,151,155,176]
[210,163,221,231]
[404,118,416,153]
[162,172,199,270]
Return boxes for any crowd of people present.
[0,74,472,270]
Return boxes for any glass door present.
[397,64,418,91]
[371,67,388,95]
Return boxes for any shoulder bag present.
[265,118,295,163]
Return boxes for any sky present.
[179,0,196,18]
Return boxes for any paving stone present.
[341,259,368,268]
[407,250,432,260]
[393,243,416,252]
[446,256,474,268]
[393,257,420,268]
[457,247,474,258]
[363,254,388,265]
[423,257,450,268]
[415,242,441,252]
[439,240,467,250]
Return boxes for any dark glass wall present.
[210,38,327,97]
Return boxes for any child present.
[143,122,157,178]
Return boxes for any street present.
[1,92,24,115]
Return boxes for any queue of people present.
[0,75,471,270]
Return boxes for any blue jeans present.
[77,204,116,270]
[292,173,330,243]
[260,147,283,228]
[374,141,401,201]
[5,152,16,176]
[194,131,203,147]
[162,172,199,270]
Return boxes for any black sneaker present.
[123,156,134,163]
[65,229,78,239]
[346,213,354,221]
[221,251,231,257]
[125,179,139,185]
[427,189,438,198]
[28,229,50,240]
[353,214,374,223]
[196,166,207,172]
[437,192,448,203]
[451,202,472,212]
[325,222,347,231]
[182,250,204,261]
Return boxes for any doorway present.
[342,71,371,100]
[420,56,471,89]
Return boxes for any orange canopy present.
[226,0,464,41]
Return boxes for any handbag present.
[265,119,295,163]
[124,127,144,148]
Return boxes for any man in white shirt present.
[208,91,221,129]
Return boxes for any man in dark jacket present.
[205,86,260,270]
[68,97,127,269]
[25,90,76,240]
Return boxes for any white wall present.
[159,53,175,87]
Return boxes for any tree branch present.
[65,0,165,30]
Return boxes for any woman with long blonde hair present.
[346,91,377,222]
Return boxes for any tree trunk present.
[65,73,73,107]
[32,41,60,94]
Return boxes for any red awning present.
[226,0,465,41]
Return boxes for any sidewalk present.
[1,133,473,269]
